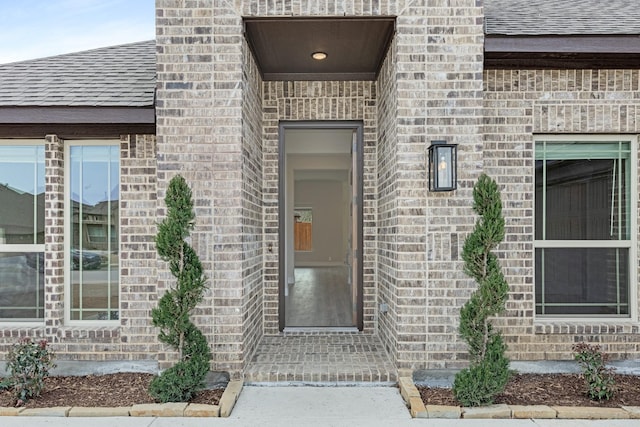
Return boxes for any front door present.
[278,121,363,331]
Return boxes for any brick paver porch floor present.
[244,332,397,384]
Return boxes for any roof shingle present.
[0,40,155,107]
[485,0,640,36]
[1,3,638,109]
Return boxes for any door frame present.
[278,120,364,331]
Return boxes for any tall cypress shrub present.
[149,175,211,402]
[452,173,510,407]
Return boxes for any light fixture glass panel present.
[428,142,457,191]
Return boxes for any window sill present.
[534,319,639,335]
[0,321,45,329]
[57,324,121,339]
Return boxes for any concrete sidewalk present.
[0,386,638,426]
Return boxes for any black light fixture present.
[428,141,457,191]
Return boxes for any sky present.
[0,0,155,64]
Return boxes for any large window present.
[67,143,119,321]
[535,138,634,317]
[0,143,45,321]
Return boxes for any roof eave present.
[0,106,155,124]
[0,106,156,138]
[485,34,640,69]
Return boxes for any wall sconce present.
[428,141,457,192]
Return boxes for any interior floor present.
[285,266,353,327]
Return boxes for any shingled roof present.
[485,0,640,36]
[0,40,155,107]
[0,3,638,109]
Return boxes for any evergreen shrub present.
[452,173,511,407]
[149,175,211,402]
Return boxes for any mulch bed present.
[3,372,640,410]
[419,373,640,408]
[0,373,224,408]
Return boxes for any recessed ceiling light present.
[311,51,327,60]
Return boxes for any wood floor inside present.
[285,266,354,327]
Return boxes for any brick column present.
[393,0,486,370]
[119,134,159,360]
[44,134,64,339]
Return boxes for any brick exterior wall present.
[4,1,640,378]
[390,0,485,371]
[0,134,157,363]
[157,0,245,375]
[119,134,159,359]
[45,135,65,336]
[262,80,378,335]
[241,36,264,366]
[376,36,400,364]
[484,69,640,360]
[243,0,484,372]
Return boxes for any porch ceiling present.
[243,17,395,81]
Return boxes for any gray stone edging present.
[0,379,243,418]
[398,375,640,420]
[4,378,639,419]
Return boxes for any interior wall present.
[283,132,352,285]
[285,153,351,278]
[294,180,346,266]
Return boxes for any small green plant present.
[453,173,511,407]
[149,175,211,402]
[0,338,55,406]
[572,342,616,400]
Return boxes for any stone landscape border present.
[399,376,640,419]
[0,379,243,418]
[4,376,640,419]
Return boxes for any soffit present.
[244,17,395,81]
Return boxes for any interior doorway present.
[278,121,363,331]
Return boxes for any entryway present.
[278,121,363,331]
[244,333,397,384]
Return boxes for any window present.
[67,143,119,321]
[0,143,45,321]
[294,208,313,251]
[87,224,107,243]
[535,138,634,317]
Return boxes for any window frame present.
[533,134,638,321]
[64,140,120,325]
[0,139,45,323]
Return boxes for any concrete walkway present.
[0,386,638,426]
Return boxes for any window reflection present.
[0,146,44,245]
[535,140,631,317]
[0,252,44,320]
[69,145,119,321]
[0,144,44,321]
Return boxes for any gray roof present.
[485,0,640,36]
[0,40,155,107]
[0,3,637,109]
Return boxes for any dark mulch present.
[0,373,224,408]
[419,373,640,408]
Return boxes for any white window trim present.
[0,139,46,324]
[64,140,120,326]
[533,134,638,323]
